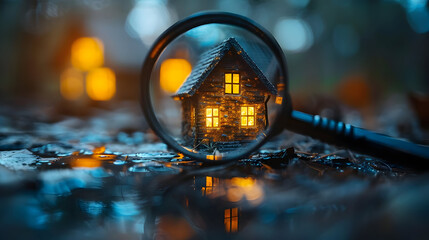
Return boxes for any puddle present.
[0,142,428,239]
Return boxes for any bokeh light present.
[60,68,84,100]
[86,67,116,101]
[185,24,223,47]
[160,59,192,94]
[396,0,429,33]
[125,0,175,46]
[226,177,264,205]
[71,37,104,71]
[274,18,314,52]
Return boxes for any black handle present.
[284,110,429,170]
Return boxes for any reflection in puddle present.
[197,176,264,205]
[201,176,219,196]
[227,177,264,205]
[224,207,239,233]
[15,145,266,239]
[70,146,117,168]
[157,175,263,236]
[6,144,406,240]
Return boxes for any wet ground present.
[1,103,429,240]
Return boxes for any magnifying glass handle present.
[285,110,429,170]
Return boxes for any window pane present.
[233,74,239,83]
[225,209,230,218]
[225,84,231,94]
[232,208,238,217]
[241,116,247,126]
[206,108,212,117]
[248,116,254,126]
[225,73,232,83]
[233,84,240,94]
[206,118,212,127]
[213,117,219,127]
[206,176,212,187]
[248,107,254,115]
[232,217,238,232]
[225,219,230,232]
[241,106,247,115]
[213,108,218,116]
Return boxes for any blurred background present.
[1,2,429,239]
[0,0,428,140]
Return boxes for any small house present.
[173,38,277,148]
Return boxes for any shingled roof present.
[173,37,277,97]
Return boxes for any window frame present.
[205,107,220,128]
[240,106,256,128]
[224,208,239,232]
[224,73,240,95]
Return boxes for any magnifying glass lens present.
[147,23,286,161]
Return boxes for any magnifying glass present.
[140,12,429,169]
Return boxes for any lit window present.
[241,106,255,127]
[225,73,240,94]
[202,176,219,196]
[224,208,238,232]
[206,107,219,128]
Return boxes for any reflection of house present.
[192,176,249,234]
[201,176,219,196]
[224,207,239,233]
[173,38,277,147]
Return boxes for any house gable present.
[195,48,272,99]
[173,38,277,98]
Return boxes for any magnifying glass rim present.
[140,11,291,162]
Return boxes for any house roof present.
[173,37,277,97]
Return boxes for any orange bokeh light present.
[71,37,104,71]
[160,59,192,94]
[86,67,116,101]
[226,177,264,205]
[60,68,84,100]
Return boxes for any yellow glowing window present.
[206,107,219,128]
[241,106,255,127]
[224,208,238,232]
[225,73,240,94]
[202,176,219,196]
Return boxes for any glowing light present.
[274,18,314,52]
[225,73,240,94]
[86,67,116,101]
[202,176,220,196]
[206,154,222,160]
[160,59,192,94]
[125,0,175,45]
[71,37,104,71]
[206,107,219,128]
[60,68,84,100]
[224,208,239,233]
[241,106,255,127]
[275,96,283,105]
[93,146,106,154]
[70,150,116,168]
[226,177,263,205]
[71,157,102,168]
[174,153,185,160]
